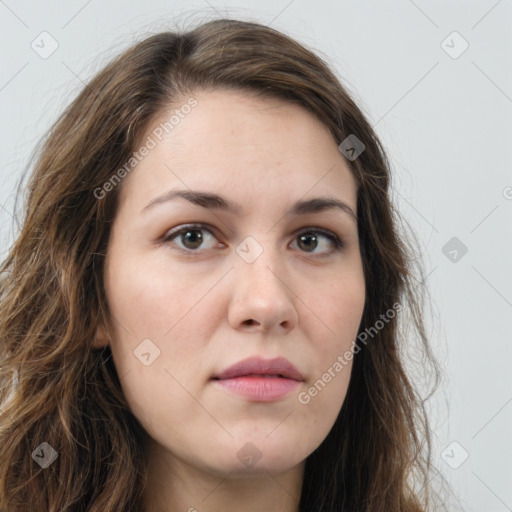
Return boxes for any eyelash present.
[161,223,345,257]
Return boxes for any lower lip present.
[212,376,301,402]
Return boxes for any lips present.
[212,356,304,382]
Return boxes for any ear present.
[92,319,110,349]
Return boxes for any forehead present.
[117,89,357,215]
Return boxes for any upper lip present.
[212,356,304,381]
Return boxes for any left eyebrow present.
[140,189,357,222]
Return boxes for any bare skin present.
[94,89,366,512]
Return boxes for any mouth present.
[212,374,293,379]
[212,356,304,382]
[211,356,304,402]
[211,375,301,402]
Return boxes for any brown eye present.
[162,224,344,257]
[177,229,203,250]
[297,232,319,252]
[292,228,344,256]
[163,224,218,252]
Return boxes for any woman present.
[0,18,446,511]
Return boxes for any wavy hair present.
[0,18,447,511]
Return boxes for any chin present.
[202,437,307,477]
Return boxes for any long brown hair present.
[0,18,447,511]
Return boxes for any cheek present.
[103,253,215,402]
[307,269,365,345]
[104,243,224,351]
[293,358,353,456]
[104,249,212,340]
[104,268,213,440]
[299,271,364,404]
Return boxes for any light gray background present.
[1,1,511,510]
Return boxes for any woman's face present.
[95,89,365,481]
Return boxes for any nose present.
[227,246,298,334]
